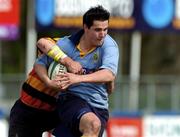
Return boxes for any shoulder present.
[55,36,75,56]
[103,35,118,47]
[101,35,119,50]
[56,36,71,45]
[56,36,76,50]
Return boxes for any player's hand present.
[54,72,81,90]
[46,78,65,91]
[66,60,83,74]
[60,57,83,74]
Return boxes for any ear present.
[83,24,89,33]
[83,24,88,30]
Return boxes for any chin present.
[98,41,104,45]
[94,40,104,46]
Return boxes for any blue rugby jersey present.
[36,30,119,109]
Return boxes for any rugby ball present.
[48,61,67,80]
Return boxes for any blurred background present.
[1,0,180,137]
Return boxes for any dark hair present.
[83,5,110,28]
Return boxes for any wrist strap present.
[47,45,67,62]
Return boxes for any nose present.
[99,31,106,38]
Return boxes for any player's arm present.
[33,63,63,90]
[106,81,115,95]
[36,38,82,74]
[56,44,119,91]
[55,69,115,90]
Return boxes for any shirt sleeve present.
[99,44,119,76]
[35,54,53,68]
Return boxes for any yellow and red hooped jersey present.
[20,68,59,111]
[20,37,61,111]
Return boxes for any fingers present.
[55,73,68,80]
[54,73,70,89]
[57,79,70,90]
[51,76,68,89]
[53,72,78,89]
[50,80,62,90]
[60,81,70,89]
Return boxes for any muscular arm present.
[34,63,62,90]
[37,38,82,74]
[35,54,115,92]
[106,81,115,95]
[56,69,115,90]
[37,38,56,54]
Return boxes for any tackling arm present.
[37,38,82,74]
[55,68,115,90]
[34,63,63,90]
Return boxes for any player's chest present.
[72,49,102,68]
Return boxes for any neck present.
[80,34,92,52]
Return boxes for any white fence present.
[1,74,180,137]
[1,74,180,114]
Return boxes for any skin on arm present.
[33,63,63,90]
[36,38,82,74]
[55,69,115,90]
[106,81,115,95]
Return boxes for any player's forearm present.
[55,69,115,90]
[37,38,82,74]
[60,57,75,67]
[34,63,51,86]
[37,38,67,62]
[37,38,55,53]
[80,69,115,83]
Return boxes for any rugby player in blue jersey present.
[35,5,119,137]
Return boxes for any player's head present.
[83,5,110,29]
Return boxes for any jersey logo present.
[93,52,99,62]
[82,68,97,74]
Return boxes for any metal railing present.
[110,75,180,113]
[0,74,180,116]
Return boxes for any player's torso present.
[57,37,109,109]
[20,69,58,111]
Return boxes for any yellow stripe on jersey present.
[26,75,58,96]
[77,44,96,58]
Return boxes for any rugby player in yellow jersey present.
[8,38,82,137]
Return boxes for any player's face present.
[85,20,109,46]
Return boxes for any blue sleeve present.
[56,37,75,59]
[100,43,119,76]
[35,54,53,68]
